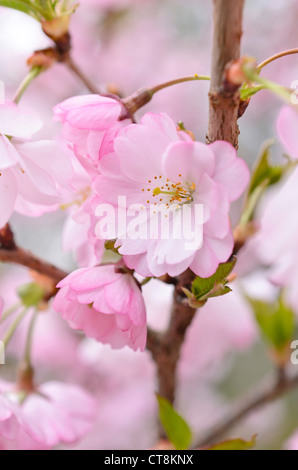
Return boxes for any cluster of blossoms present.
[2,0,298,451]
[51,94,250,350]
[0,90,250,353]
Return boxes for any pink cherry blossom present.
[0,102,73,228]
[60,158,105,267]
[276,106,298,159]
[53,264,147,351]
[54,95,129,174]
[62,195,105,267]
[94,112,249,278]
[0,380,97,450]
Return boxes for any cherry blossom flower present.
[0,102,73,228]
[94,112,249,277]
[0,380,97,450]
[54,95,129,174]
[53,263,147,351]
[60,159,104,267]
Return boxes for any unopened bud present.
[224,57,257,90]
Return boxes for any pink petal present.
[277,106,298,159]
[0,170,17,227]
[0,103,42,139]
[210,141,249,201]
[163,141,215,183]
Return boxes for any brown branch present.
[207,0,245,147]
[195,371,298,448]
[0,246,67,286]
[146,270,197,404]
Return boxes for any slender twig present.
[150,75,210,94]
[122,75,210,116]
[195,371,298,448]
[65,55,101,94]
[23,310,38,366]
[257,48,298,72]
[0,303,20,324]
[1,309,28,347]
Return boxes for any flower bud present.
[224,56,257,89]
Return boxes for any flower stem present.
[243,65,292,104]
[150,74,210,95]
[13,66,44,104]
[123,74,210,115]
[257,48,298,72]
[1,308,28,348]
[23,310,38,367]
[65,55,101,94]
[0,303,21,324]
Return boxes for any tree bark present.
[207,0,245,147]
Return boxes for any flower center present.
[142,175,196,211]
[60,186,91,211]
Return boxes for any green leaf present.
[240,85,265,101]
[248,140,294,197]
[247,297,295,352]
[17,283,45,308]
[207,435,257,451]
[192,257,236,301]
[0,1,45,20]
[239,140,297,225]
[157,395,192,450]
[0,0,76,21]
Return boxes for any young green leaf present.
[206,435,257,451]
[240,85,265,101]
[239,140,296,226]
[191,257,236,301]
[0,0,44,20]
[247,297,295,353]
[248,140,294,197]
[157,395,192,450]
[0,0,76,22]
